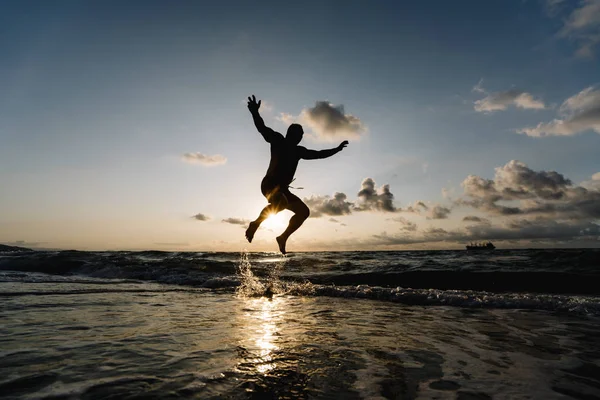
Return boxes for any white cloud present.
[581,171,600,190]
[560,86,600,114]
[182,153,227,166]
[518,86,600,137]
[472,78,486,94]
[553,0,600,57]
[474,88,546,112]
[281,101,367,142]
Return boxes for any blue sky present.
[1,0,599,250]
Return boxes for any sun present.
[261,212,288,232]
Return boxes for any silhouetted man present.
[245,95,348,254]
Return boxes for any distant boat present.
[466,241,495,251]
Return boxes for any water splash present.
[235,252,315,298]
[235,251,265,297]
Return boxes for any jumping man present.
[245,95,348,254]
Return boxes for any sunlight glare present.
[261,212,288,232]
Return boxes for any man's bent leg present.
[276,195,310,254]
[245,192,288,243]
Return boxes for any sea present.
[1,249,599,399]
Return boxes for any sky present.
[1,0,599,251]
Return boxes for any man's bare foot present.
[276,235,287,254]
[245,221,259,243]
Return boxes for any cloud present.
[582,172,600,190]
[429,205,451,219]
[221,217,250,226]
[544,0,566,15]
[304,192,353,218]
[462,216,491,224]
[557,0,600,57]
[355,178,397,212]
[518,86,600,137]
[392,216,418,232]
[182,153,227,166]
[404,201,429,214]
[458,160,600,221]
[192,213,210,221]
[372,219,600,245]
[474,85,546,112]
[281,101,367,142]
[441,187,456,200]
[472,78,486,94]
[304,178,401,217]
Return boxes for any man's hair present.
[286,123,303,136]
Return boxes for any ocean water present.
[1,249,599,399]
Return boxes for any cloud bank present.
[456,160,600,237]
[371,160,600,246]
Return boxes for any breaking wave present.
[1,249,599,315]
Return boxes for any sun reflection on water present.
[240,297,284,375]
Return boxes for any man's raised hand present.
[247,95,261,113]
[337,140,349,151]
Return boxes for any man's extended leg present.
[245,192,288,243]
[276,194,310,254]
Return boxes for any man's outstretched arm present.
[247,95,278,143]
[300,141,349,160]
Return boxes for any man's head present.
[286,123,304,145]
